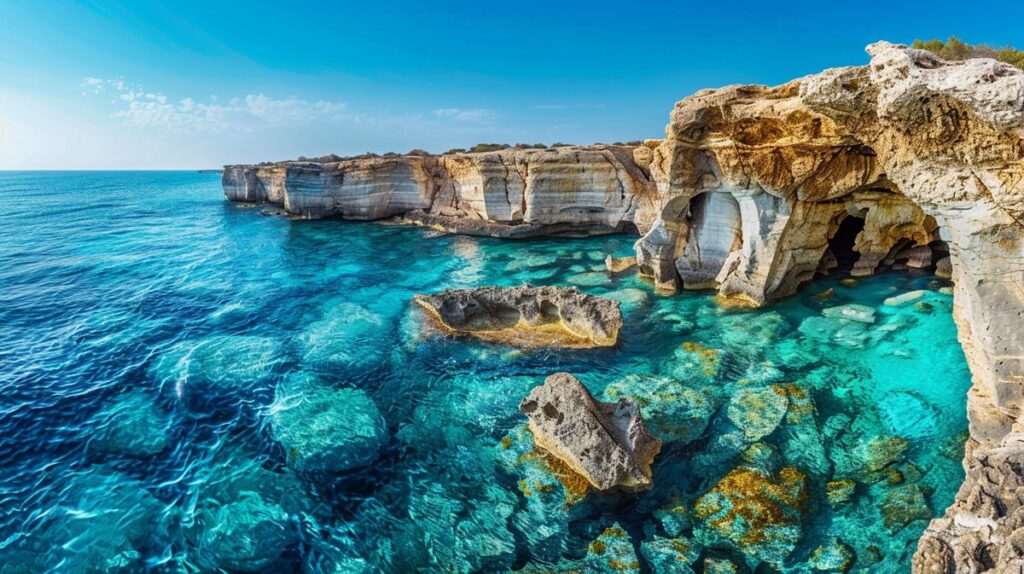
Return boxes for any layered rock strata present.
[413,285,622,348]
[519,372,661,491]
[224,145,656,236]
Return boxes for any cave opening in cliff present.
[827,214,866,274]
[677,191,744,288]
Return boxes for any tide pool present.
[0,172,970,572]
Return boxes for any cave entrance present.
[827,214,865,274]
[677,191,743,288]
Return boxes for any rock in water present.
[270,375,388,472]
[640,535,702,574]
[726,387,788,441]
[414,285,622,348]
[603,375,712,444]
[606,255,638,273]
[694,466,808,566]
[519,373,661,491]
[821,303,876,324]
[88,391,169,456]
[883,290,926,307]
[198,496,293,572]
[582,523,641,573]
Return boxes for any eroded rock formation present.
[639,42,1024,571]
[413,285,622,348]
[224,145,656,236]
[519,372,661,491]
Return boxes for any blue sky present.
[1,0,1021,169]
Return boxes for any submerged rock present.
[694,466,807,566]
[603,375,713,444]
[798,316,870,348]
[640,535,702,574]
[832,435,909,481]
[414,285,622,348]
[519,373,661,491]
[825,479,857,507]
[881,484,931,531]
[726,387,788,442]
[496,425,588,562]
[152,335,282,393]
[809,538,856,571]
[821,303,876,324]
[582,523,641,573]
[703,558,742,574]
[270,375,387,472]
[198,495,292,572]
[883,290,926,307]
[652,496,693,537]
[88,391,169,456]
[187,449,317,572]
[664,341,722,384]
[4,469,164,573]
[398,480,517,573]
[294,301,387,371]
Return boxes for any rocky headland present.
[225,41,1024,572]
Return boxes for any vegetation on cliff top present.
[912,36,1024,69]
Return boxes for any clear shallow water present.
[0,172,970,573]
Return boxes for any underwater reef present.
[224,41,1024,571]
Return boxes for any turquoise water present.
[0,171,970,573]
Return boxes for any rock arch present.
[636,41,1024,571]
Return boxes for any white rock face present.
[222,166,261,202]
[224,146,653,235]
[280,157,436,219]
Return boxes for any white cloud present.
[431,107,494,122]
[82,78,354,134]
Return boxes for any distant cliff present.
[223,144,658,237]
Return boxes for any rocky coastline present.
[224,42,1024,572]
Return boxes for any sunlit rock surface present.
[414,285,622,348]
[520,372,662,491]
[224,145,655,237]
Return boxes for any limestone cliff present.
[224,145,655,236]
[639,42,1024,572]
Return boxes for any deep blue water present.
[0,172,971,573]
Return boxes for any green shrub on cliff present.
[468,143,512,153]
[912,36,1024,69]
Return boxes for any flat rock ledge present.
[413,285,622,348]
[520,373,661,491]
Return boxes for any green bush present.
[912,36,1024,69]
[468,143,512,153]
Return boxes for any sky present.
[0,0,1021,169]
